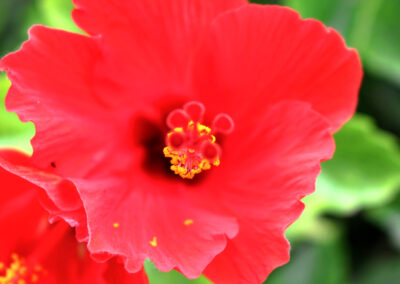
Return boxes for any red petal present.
[201,101,334,283]
[0,25,102,115]
[73,0,246,35]
[72,0,247,98]
[0,26,119,179]
[0,155,45,259]
[0,150,149,284]
[193,4,362,131]
[45,231,149,284]
[0,149,87,240]
[103,259,149,284]
[76,176,238,278]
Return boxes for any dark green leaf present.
[354,256,400,284]
[266,239,348,284]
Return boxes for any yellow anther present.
[0,254,25,283]
[184,219,194,226]
[0,254,45,284]
[149,237,158,247]
[164,117,223,179]
[113,222,120,228]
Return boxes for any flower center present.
[0,254,46,284]
[163,101,234,179]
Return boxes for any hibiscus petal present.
[44,229,149,284]
[202,101,334,283]
[0,25,102,117]
[103,259,149,284]
[0,149,88,241]
[74,176,239,279]
[72,0,247,97]
[0,160,44,258]
[0,157,149,284]
[193,4,362,131]
[0,26,120,178]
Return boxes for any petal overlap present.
[0,150,149,284]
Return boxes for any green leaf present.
[284,0,400,85]
[0,1,39,57]
[315,114,400,214]
[354,256,400,284]
[0,75,34,153]
[250,0,282,4]
[287,114,400,241]
[367,195,400,251]
[144,260,211,284]
[38,0,82,33]
[266,238,349,284]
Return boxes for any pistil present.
[163,101,234,179]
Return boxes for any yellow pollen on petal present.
[149,237,158,247]
[113,222,120,228]
[184,219,194,226]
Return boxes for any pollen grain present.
[184,219,194,226]
[149,237,158,247]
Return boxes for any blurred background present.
[0,0,399,283]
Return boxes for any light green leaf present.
[144,260,211,284]
[0,75,34,153]
[316,114,400,214]
[38,0,82,33]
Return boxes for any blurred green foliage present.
[0,75,34,152]
[287,115,400,243]
[0,0,399,284]
[268,238,349,284]
[316,115,400,213]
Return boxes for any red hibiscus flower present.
[0,0,362,283]
[0,150,148,284]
